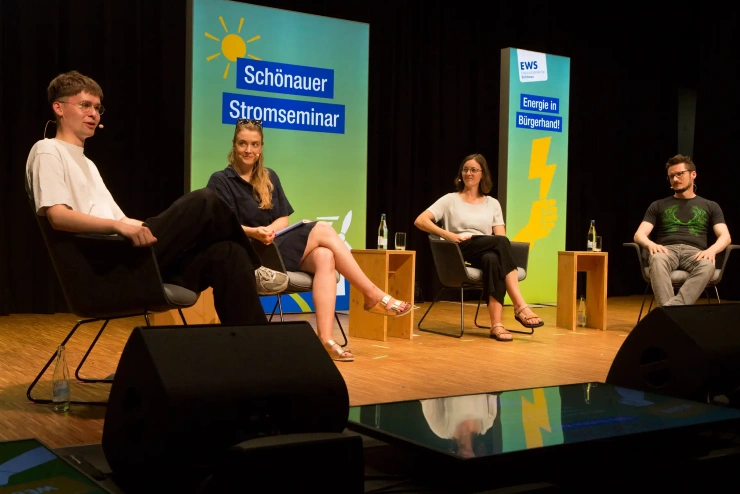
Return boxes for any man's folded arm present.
[45,204,121,235]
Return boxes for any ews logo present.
[516,49,547,83]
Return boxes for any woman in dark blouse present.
[207,119,412,362]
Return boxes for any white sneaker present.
[255,266,289,295]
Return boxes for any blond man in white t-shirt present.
[415,153,544,341]
[26,70,282,325]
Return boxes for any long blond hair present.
[228,120,274,209]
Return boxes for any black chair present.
[624,242,739,323]
[250,240,348,347]
[418,237,531,338]
[27,205,199,406]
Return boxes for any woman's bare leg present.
[301,222,408,309]
[487,296,512,341]
[298,246,352,359]
[503,269,542,324]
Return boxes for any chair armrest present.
[717,244,739,273]
[510,241,530,272]
[51,231,169,318]
[249,239,288,273]
[75,233,126,241]
[429,239,473,287]
[623,242,650,283]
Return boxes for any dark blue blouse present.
[206,166,294,227]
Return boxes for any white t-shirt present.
[421,395,498,439]
[426,192,504,236]
[25,138,125,221]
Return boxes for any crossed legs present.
[461,237,542,341]
[298,222,411,359]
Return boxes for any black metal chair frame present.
[251,240,348,347]
[418,237,532,338]
[27,204,198,406]
[624,242,738,324]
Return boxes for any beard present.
[673,182,692,193]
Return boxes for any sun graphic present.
[205,16,260,79]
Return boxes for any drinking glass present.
[594,236,603,252]
[395,232,407,250]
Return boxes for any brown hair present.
[228,121,274,209]
[455,153,493,195]
[665,154,696,172]
[47,70,103,105]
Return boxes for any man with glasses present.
[25,70,286,325]
[633,154,731,307]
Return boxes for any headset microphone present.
[98,124,104,128]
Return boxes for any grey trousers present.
[648,244,715,306]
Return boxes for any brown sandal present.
[514,305,544,329]
[490,323,513,342]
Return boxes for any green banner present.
[498,48,570,304]
[189,0,369,311]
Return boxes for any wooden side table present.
[556,252,608,331]
[349,249,416,341]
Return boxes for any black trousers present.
[458,235,518,306]
[144,188,268,326]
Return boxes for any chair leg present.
[27,318,108,406]
[144,312,151,326]
[637,283,651,324]
[178,308,188,325]
[334,312,349,347]
[268,298,279,322]
[474,290,489,329]
[418,287,464,337]
[277,294,285,321]
[714,286,721,304]
[75,319,112,383]
[705,289,711,304]
[459,287,465,337]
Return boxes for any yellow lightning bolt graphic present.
[520,388,551,448]
[529,137,556,199]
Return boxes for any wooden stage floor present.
[0,295,657,448]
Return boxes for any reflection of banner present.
[499,387,564,453]
[189,0,369,311]
[498,48,570,304]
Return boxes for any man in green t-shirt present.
[633,154,732,307]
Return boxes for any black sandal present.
[514,305,545,329]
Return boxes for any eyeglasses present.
[58,100,105,115]
[667,170,690,181]
[462,167,482,174]
[236,118,262,127]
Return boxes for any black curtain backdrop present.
[2,0,738,316]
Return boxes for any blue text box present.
[236,59,334,99]
[222,92,345,134]
[520,93,560,114]
[515,112,562,132]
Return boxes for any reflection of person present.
[206,119,412,362]
[633,155,731,307]
[421,394,498,458]
[414,153,544,341]
[25,71,271,325]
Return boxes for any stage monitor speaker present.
[102,321,349,488]
[606,304,740,406]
